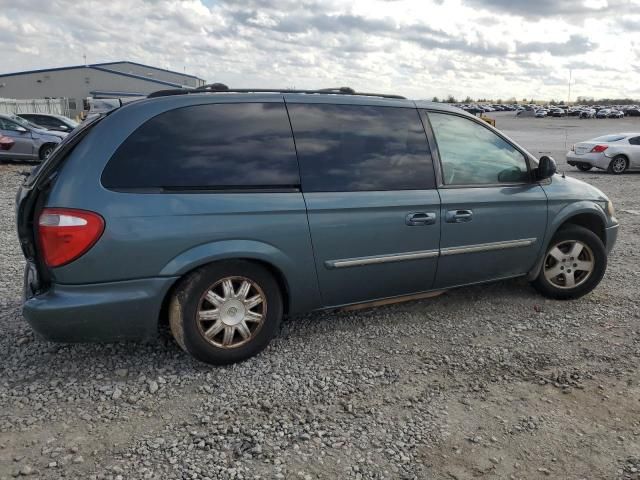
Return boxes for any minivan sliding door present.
[287,100,441,307]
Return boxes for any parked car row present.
[454,102,640,120]
[459,104,519,114]
[517,106,628,119]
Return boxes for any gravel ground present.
[1,113,639,479]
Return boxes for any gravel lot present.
[1,113,639,480]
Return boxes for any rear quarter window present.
[102,103,300,190]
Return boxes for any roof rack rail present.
[147,84,406,100]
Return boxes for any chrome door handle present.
[406,212,436,226]
[446,209,473,223]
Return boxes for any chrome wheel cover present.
[611,157,626,173]
[196,276,267,349]
[543,240,594,289]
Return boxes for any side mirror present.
[15,126,28,133]
[538,155,557,180]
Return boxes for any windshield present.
[592,135,625,142]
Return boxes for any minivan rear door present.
[287,98,441,307]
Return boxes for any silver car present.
[0,113,66,161]
[567,133,640,173]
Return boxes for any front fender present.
[527,200,608,280]
[547,201,607,237]
[159,239,322,314]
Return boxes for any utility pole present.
[568,69,572,105]
[83,54,87,66]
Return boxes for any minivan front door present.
[425,111,547,288]
[287,100,440,307]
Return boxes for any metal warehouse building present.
[0,61,206,117]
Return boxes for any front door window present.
[428,112,529,185]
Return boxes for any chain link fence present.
[0,98,71,117]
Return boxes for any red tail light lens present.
[38,208,105,267]
[591,144,608,153]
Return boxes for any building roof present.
[94,61,204,81]
[0,61,204,84]
[89,90,148,98]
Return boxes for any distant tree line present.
[575,96,639,105]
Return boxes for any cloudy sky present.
[2,0,639,100]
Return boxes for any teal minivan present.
[16,86,619,365]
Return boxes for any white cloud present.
[0,0,639,100]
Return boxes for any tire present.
[608,155,628,174]
[39,144,56,161]
[576,164,593,171]
[169,260,283,365]
[531,225,607,300]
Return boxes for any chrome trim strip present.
[326,249,439,269]
[326,238,536,269]
[440,238,537,256]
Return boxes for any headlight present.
[606,200,615,218]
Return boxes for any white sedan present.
[567,133,640,173]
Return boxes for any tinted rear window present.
[287,104,434,192]
[102,103,299,190]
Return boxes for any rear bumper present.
[566,152,610,170]
[22,275,177,342]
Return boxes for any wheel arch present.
[611,152,629,166]
[157,239,322,328]
[158,256,293,331]
[527,203,608,280]
[38,142,57,160]
[558,212,606,245]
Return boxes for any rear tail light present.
[590,144,608,153]
[37,208,104,267]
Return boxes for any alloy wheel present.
[196,276,267,348]
[543,240,595,289]
[611,157,626,173]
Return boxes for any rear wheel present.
[532,225,606,300]
[576,164,593,171]
[169,260,282,365]
[608,155,628,174]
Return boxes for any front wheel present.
[531,225,607,300]
[576,164,593,171]
[169,260,283,365]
